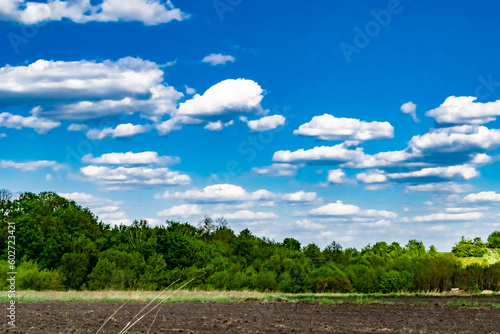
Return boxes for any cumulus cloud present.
[82,152,180,165]
[327,169,347,184]
[41,85,183,122]
[185,85,196,95]
[401,102,419,122]
[0,57,162,101]
[80,165,191,190]
[356,171,387,183]
[154,79,266,135]
[155,115,202,136]
[341,149,417,169]
[293,114,394,141]
[242,115,285,132]
[86,123,150,139]
[158,204,202,218]
[222,210,277,221]
[1,57,183,123]
[309,200,397,219]
[202,54,235,65]
[67,123,88,131]
[426,96,500,125]
[0,159,58,171]
[412,212,484,222]
[251,163,300,177]
[409,125,500,153]
[177,79,264,118]
[406,182,474,194]
[281,191,317,205]
[204,120,234,131]
[273,143,365,165]
[59,192,131,225]
[464,191,500,203]
[0,0,188,25]
[157,184,316,207]
[296,219,324,230]
[156,184,273,203]
[387,165,479,181]
[0,112,60,134]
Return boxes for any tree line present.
[1,190,500,293]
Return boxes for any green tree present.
[487,231,500,248]
[282,238,301,251]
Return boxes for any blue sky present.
[1,0,500,251]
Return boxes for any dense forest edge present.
[1,190,500,293]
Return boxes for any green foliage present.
[488,231,500,248]
[17,259,65,290]
[379,270,413,293]
[4,189,500,294]
[452,236,488,257]
[282,238,301,251]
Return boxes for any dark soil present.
[2,299,500,333]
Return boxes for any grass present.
[457,249,500,267]
[4,289,498,307]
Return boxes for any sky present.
[1,0,500,251]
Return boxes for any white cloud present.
[157,184,315,207]
[356,170,387,183]
[223,210,277,221]
[156,115,202,136]
[341,149,417,169]
[360,219,391,227]
[296,219,324,230]
[59,192,131,225]
[409,125,500,153]
[82,152,180,165]
[445,207,487,213]
[42,85,182,122]
[177,79,264,118]
[327,169,347,184]
[67,123,88,131]
[426,96,500,124]
[2,57,183,123]
[242,115,285,132]
[401,101,419,122]
[464,191,500,203]
[412,212,484,222]
[406,182,474,194]
[86,123,150,139]
[387,165,479,181]
[281,191,317,204]
[157,184,273,203]
[0,159,58,171]
[0,112,60,134]
[81,165,191,190]
[0,57,162,101]
[251,163,300,177]
[204,120,233,131]
[158,204,202,218]
[0,0,188,25]
[202,54,236,65]
[273,143,365,164]
[293,114,394,141]
[185,85,196,95]
[309,201,398,221]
